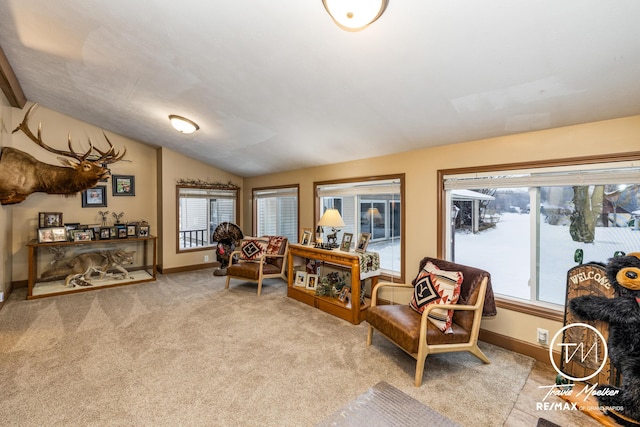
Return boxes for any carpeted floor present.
[0,270,534,426]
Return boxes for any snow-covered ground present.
[455,212,640,305]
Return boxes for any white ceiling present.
[1,0,640,177]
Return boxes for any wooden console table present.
[286,243,379,324]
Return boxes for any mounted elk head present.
[0,104,126,205]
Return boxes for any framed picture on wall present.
[82,185,107,207]
[112,175,135,196]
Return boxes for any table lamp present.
[317,208,345,248]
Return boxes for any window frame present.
[176,184,239,254]
[252,184,300,241]
[437,151,640,321]
[315,174,405,282]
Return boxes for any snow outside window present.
[443,162,640,309]
[316,177,403,277]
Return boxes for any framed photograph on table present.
[126,223,138,237]
[82,185,107,208]
[99,227,112,240]
[340,233,353,252]
[294,271,307,287]
[138,225,150,237]
[37,228,55,243]
[112,175,135,196]
[356,232,371,253]
[51,227,68,242]
[306,273,318,290]
[39,212,63,228]
[299,228,312,246]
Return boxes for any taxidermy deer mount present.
[0,104,126,205]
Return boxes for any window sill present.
[495,298,564,323]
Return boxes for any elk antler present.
[12,104,94,162]
[12,103,126,164]
[91,132,127,164]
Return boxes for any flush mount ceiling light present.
[169,114,199,134]
[322,0,388,31]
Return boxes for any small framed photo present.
[338,287,350,303]
[126,223,138,237]
[340,233,353,252]
[356,232,371,253]
[37,228,55,243]
[294,271,307,287]
[110,227,118,239]
[99,227,112,240]
[39,212,63,228]
[306,273,318,290]
[138,225,150,237]
[116,225,127,239]
[82,185,107,208]
[112,175,135,196]
[72,230,92,242]
[299,228,312,245]
[51,227,68,242]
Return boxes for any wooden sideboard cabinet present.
[286,243,379,325]
[26,236,157,299]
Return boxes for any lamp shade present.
[322,0,388,31]
[169,114,199,134]
[317,208,346,228]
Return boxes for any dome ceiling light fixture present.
[322,0,389,31]
[169,114,200,134]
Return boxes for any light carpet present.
[0,270,534,426]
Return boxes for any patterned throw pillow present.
[409,262,463,333]
[239,238,269,261]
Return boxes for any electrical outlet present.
[204,255,209,262]
[537,328,549,345]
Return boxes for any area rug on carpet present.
[316,381,460,427]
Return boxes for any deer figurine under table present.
[0,104,126,205]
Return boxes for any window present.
[177,185,238,252]
[316,175,404,278]
[441,158,640,310]
[253,185,299,242]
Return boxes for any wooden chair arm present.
[371,282,413,306]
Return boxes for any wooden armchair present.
[225,236,288,295]
[366,257,496,386]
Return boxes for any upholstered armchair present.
[225,236,289,295]
[366,257,496,386]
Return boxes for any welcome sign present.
[561,263,618,386]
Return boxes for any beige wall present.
[243,115,640,347]
[0,92,12,302]
[158,147,243,271]
[7,104,158,282]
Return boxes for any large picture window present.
[316,175,404,279]
[253,185,299,242]
[441,158,640,310]
[177,185,238,252]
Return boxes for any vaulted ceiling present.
[1,1,639,177]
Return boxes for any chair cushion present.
[239,238,269,260]
[366,305,471,354]
[409,262,463,333]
